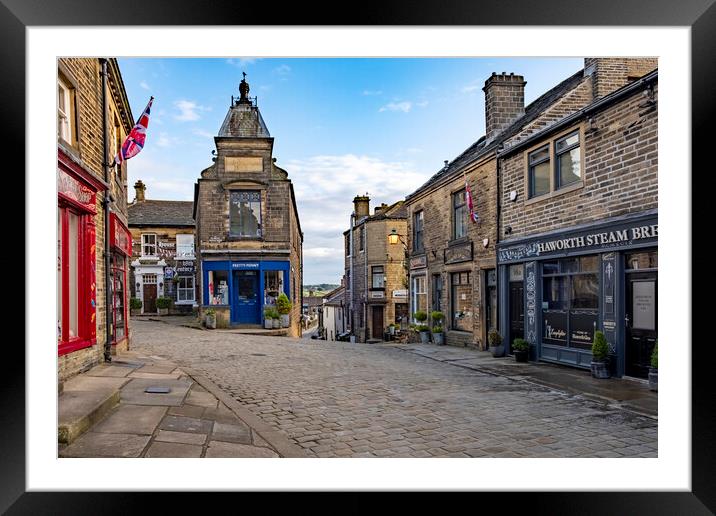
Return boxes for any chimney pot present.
[483,71,526,142]
[134,180,146,203]
[353,194,370,219]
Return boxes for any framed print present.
[5,0,713,512]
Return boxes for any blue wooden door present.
[233,271,259,324]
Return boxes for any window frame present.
[452,189,468,240]
[413,210,424,253]
[175,233,195,258]
[57,72,78,148]
[524,124,586,204]
[371,265,385,289]
[411,274,426,323]
[450,271,472,332]
[141,233,157,257]
[358,225,365,252]
[176,275,196,303]
[229,190,263,239]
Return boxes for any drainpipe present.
[363,224,368,341]
[495,150,501,334]
[100,58,112,363]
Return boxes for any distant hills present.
[303,284,340,296]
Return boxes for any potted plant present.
[512,338,529,362]
[590,330,611,379]
[265,308,280,329]
[156,296,171,315]
[130,297,142,316]
[648,341,658,392]
[488,329,504,357]
[431,311,445,345]
[276,293,292,328]
[263,307,274,329]
[205,308,217,329]
[413,311,430,344]
[388,323,396,336]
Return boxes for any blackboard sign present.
[570,311,597,349]
[543,311,567,345]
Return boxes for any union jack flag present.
[465,178,479,223]
[115,96,153,165]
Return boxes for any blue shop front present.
[203,260,290,325]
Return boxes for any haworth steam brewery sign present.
[498,216,658,263]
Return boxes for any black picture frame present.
[5,0,712,512]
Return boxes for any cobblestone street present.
[131,320,658,458]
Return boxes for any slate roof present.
[406,69,587,201]
[366,200,407,221]
[323,286,345,306]
[128,200,195,227]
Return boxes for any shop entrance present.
[508,281,524,353]
[626,272,657,378]
[143,274,157,313]
[232,270,259,324]
[371,306,384,340]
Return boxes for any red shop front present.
[57,149,105,356]
[110,213,132,351]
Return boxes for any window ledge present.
[448,236,470,247]
[524,181,584,206]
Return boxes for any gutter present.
[100,58,113,363]
[498,70,658,158]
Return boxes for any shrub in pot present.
[276,293,292,328]
[263,307,274,329]
[488,329,504,357]
[512,338,529,362]
[388,323,396,336]
[648,341,658,392]
[156,296,172,315]
[130,297,142,315]
[267,308,281,329]
[590,330,611,379]
[431,311,445,345]
[205,308,217,329]
[413,311,430,343]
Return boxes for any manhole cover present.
[145,386,171,393]
[251,353,267,356]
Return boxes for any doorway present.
[508,281,524,353]
[233,270,259,324]
[371,306,384,340]
[625,272,657,378]
[142,274,157,313]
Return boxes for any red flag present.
[115,97,153,165]
[466,178,479,223]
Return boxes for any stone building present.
[496,58,658,378]
[321,285,347,341]
[128,180,197,314]
[344,196,408,342]
[57,58,134,381]
[193,75,303,336]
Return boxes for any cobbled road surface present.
[132,320,657,458]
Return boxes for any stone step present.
[58,389,120,444]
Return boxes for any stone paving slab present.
[155,430,208,446]
[120,378,193,406]
[210,421,252,444]
[85,364,135,378]
[60,432,151,458]
[145,441,203,458]
[63,375,131,392]
[128,371,183,380]
[205,441,279,458]
[137,364,179,374]
[159,415,213,434]
[185,390,219,408]
[92,405,167,435]
[58,389,121,444]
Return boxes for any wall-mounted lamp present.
[505,226,512,235]
[483,238,490,248]
[388,228,400,245]
[136,282,140,289]
[509,191,518,202]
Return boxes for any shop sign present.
[58,168,95,210]
[444,241,473,265]
[370,291,385,299]
[175,260,196,274]
[392,289,408,298]
[164,266,175,279]
[232,262,260,269]
[109,214,132,256]
[498,216,658,263]
[410,255,427,270]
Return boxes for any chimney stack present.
[483,72,526,142]
[353,194,370,219]
[134,180,146,203]
[584,58,658,100]
[374,202,388,215]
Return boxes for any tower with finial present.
[238,72,250,104]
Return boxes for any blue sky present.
[117,57,583,284]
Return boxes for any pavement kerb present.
[182,367,307,458]
[391,345,658,420]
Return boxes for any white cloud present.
[156,132,174,148]
[286,154,431,283]
[273,64,291,76]
[226,58,259,67]
[126,156,195,201]
[461,83,481,93]
[416,100,429,108]
[140,80,151,90]
[193,129,214,139]
[379,101,412,113]
[173,100,209,122]
[362,90,383,96]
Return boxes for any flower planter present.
[648,367,658,392]
[158,308,169,316]
[280,314,290,328]
[205,315,216,329]
[130,309,141,317]
[514,349,528,362]
[433,332,444,345]
[419,331,430,344]
[272,318,280,329]
[489,345,504,358]
[264,318,273,329]
[590,360,611,379]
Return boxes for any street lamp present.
[388,228,406,248]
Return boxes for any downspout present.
[100,58,112,363]
[363,223,368,341]
[495,149,501,334]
